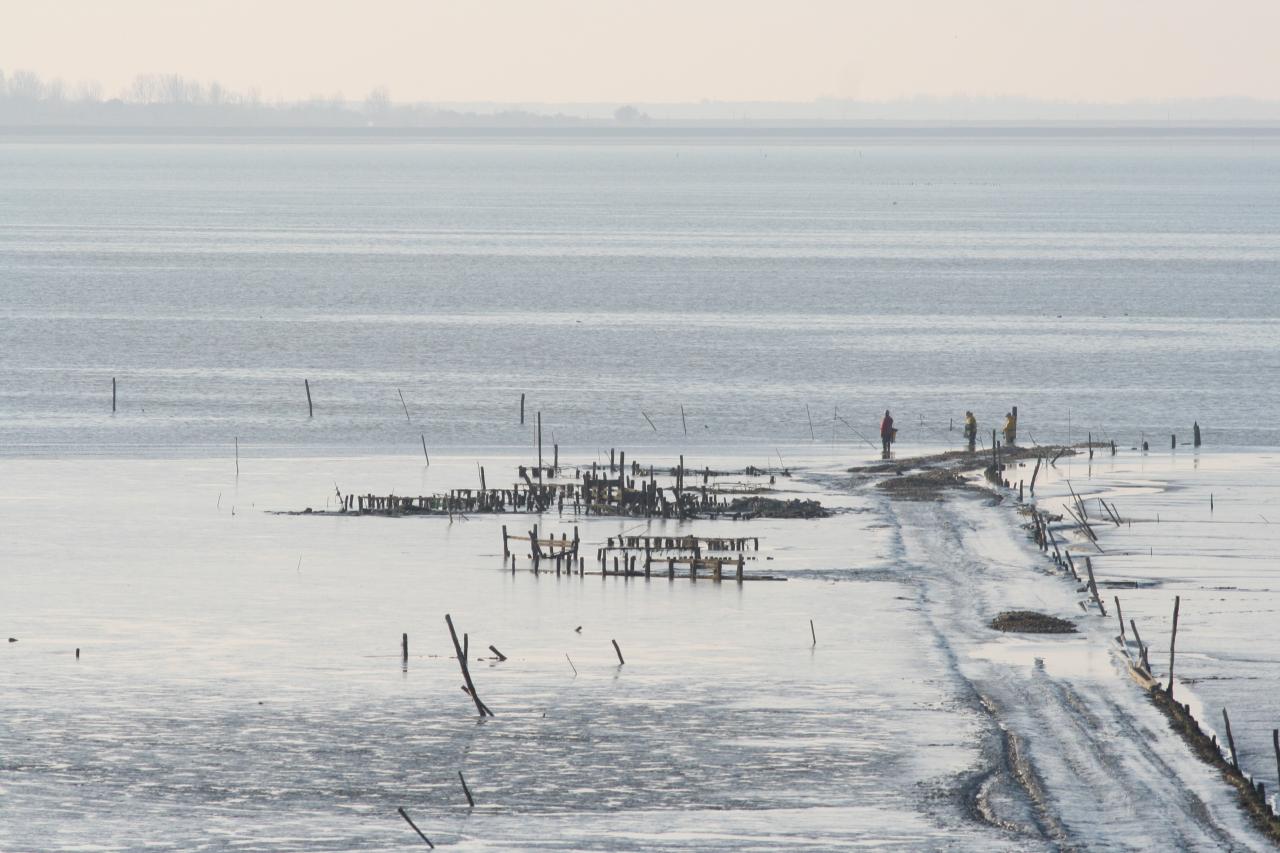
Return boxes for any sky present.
[2,0,1278,104]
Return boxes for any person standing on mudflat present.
[1002,411,1017,446]
[964,410,978,451]
[880,410,895,458]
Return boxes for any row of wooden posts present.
[342,451,766,520]
[1022,493,1280,828]
[501,524,767,583]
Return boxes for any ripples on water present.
[1,131,1278,452]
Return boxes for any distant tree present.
[613,104,648,123]
[9,70,45,100]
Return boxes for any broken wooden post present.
[502,525,509,557]
[1168,595,1181,699]
[445,614,492,717]
[112,377,116,413]
[1114,596,1127,643]
[1083,557,1106,616]
[520,393,525,424]
[611,639,625,666]
[810,619,816,646]
[1172,434,1177,450]
[458,771,475,807]
[1273,729,1279,798]
[1223,708,1240,770]
[397,807,435,848]
[1130,619,1150,671]
[1194,421,1202,447]
[304,379,313,417]
[402,633,408,662]
[736,554,744,582]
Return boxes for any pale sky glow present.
[2,0,1278,104]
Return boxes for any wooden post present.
[304,379,313,417]
[681,404,688,436]
[458,771,475,807]
[1223,708,1239,770]
[397,807,435,848]
[1113,596,1127,643]
[1011,405,1017,445]
[1083,557,1106,616]
[1194,421,1202,447]
[398,388,410,421]
[806,404,815,440]
[611,639,625,666]
[668,558,675,580]
[402,633,409,662]
[1272,729,1279,798]
[445,614,492,717]
[1172,434,1177,450]
[553,444,559,472]
[736,554,744,583]
[234,436,239,475]
[520,393,525,424]
[537,412,542,480]
[112,377,116,413]
[1130,619,1150,671]
[502,525,509,557]
[421,434,430,464]
[810,619,816,646]
[1168,595,1181,699]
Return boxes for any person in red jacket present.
[880,410,895,457]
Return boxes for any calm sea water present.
[2,129,1279,455]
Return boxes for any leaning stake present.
[397,807,435,848]
[1168,595,1181,699]
[612,638,625,666]
[458,771,475,808]
[304,379,313,417]
[445,614,492,717]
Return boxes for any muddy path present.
[885,489,1269,851]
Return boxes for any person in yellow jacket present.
[964,411,978,451]
[1002,411,1017,446]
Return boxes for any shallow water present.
[2,131,1280,453]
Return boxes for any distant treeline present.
[3,68,1279,128]
[0,69,587,128]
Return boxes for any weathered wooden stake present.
[304,379,313,417]
[1272,728,1279,797]
[397,807,435,848]
[445,614,492,717]
[681,404,688,436]
[1130,619,1150,670]
[488,644,506,661]
[806,404,815,440]
[519,393,525,424]
[612,639,625,666]
[1168,595,1181,699]
[810,619,816,647]
[397,388,410,421]
[537,412,543,479]
[1223,708,1239,770]
[112,377,117,413]
[1083,557,1106,616]
[234,436,239,475]
[1113,596,1127,643]
[402,632,408,662]
[458,771,475,807]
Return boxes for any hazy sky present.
[3,0,1277,103]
